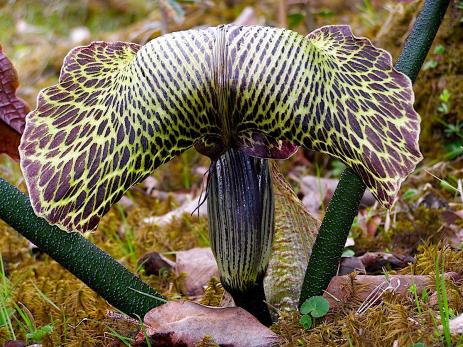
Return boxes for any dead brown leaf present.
[135,301,280,347]
[324,273,461,311]
[0,120,21,160]
[299,176,375,213]
[359,252,414,274]
[176,248,219,296]
[139,251,175,276]
[0,44,29,159]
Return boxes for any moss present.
[197,335,220,347]
[133,213,209,256]
[0,198,204,344]
[272,271,463,346]
[6,259,110,345]
[200,277,225,307]
[403,243,463,276]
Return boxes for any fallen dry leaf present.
[0,120,21,160]
[446,312,463,335]
[324,273,461,311]
[0,44,28,159]
[339,252,413,276]
[299,176,375,213]
[358,210,382,237]
[359,252,414,273]
[176,248,219,296]
[3,341,26,347]
[139,251,175,276]
[143,195,207,226]
[338,256,366,276]
[135,301,280,347]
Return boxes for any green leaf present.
[287,13,305,29]
[341,249,355,258]
[0,307,14,326]
[300,296,330,317]
[314,9,334,18]
[439,89,451,103]
[444,141,463,160]
[438,103,449,114]
[421,288,428,303]
[434,44,445,55]
[439,179,457,193]
[402,188,418,201]
[299,314,312,330]
[26,324,53,342]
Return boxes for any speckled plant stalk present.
[0,178,165,319]
[299,0,451,305]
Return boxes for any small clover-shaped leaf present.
[299,314,312,330]
[300,296,330,318]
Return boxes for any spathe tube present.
[207,148,273,325]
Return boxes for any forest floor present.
[0,0,462,346]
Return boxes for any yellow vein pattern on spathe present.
[19,24,422,232]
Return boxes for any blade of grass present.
[0,252,16,340]
[31,281,61,312]
[105,325,135,346]
[435,254,451,346]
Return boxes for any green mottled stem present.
[395,0,450,82]
[299,169,365,304]
[299,0,450,305]
[0,178,165,318]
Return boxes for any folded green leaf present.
[264,163,320,315]
[20,25,421,232]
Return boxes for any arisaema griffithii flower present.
[19,24,422,233]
